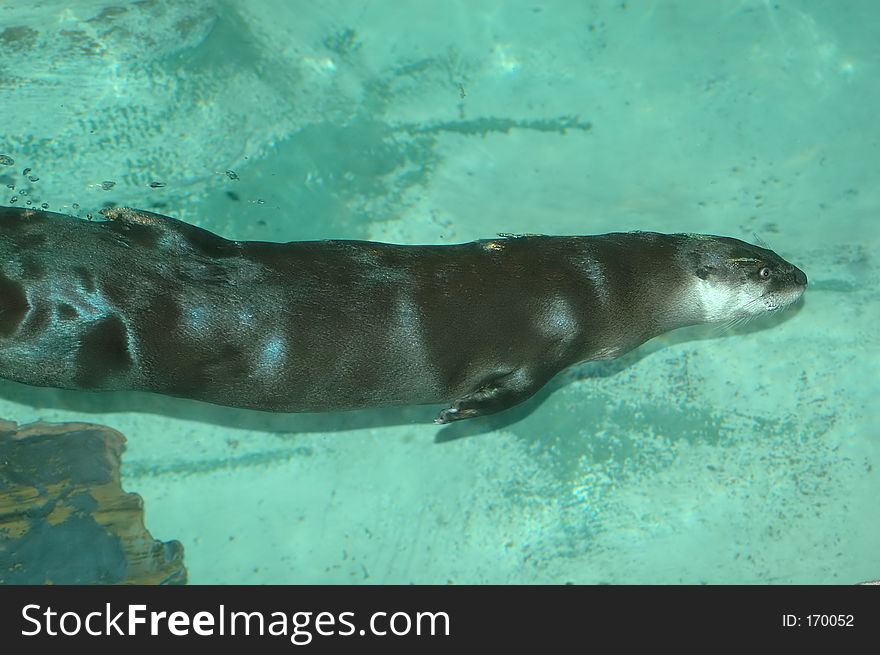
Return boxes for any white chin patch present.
[692,278,764,322]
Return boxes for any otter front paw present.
[434,404,480,424]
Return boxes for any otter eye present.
[759,267,772,279]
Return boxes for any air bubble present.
[9,196,17,203]
[0,155,14,166]
[28,175,39,182]
[25,199,32,205]
[19,189,28,196]
[72,203,80,210]
[22,167,31,176]
[149,181,166,188]
[41,202,49,209]
[101,181,116,190]
[226,169,240,180]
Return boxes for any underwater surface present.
[0,0,877,583]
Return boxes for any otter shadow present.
[0,379,434,435]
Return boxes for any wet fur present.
[0,207,807,423]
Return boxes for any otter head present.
[686,235,807,323]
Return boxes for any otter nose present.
[793,267,807,286]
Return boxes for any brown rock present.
[0,420,185,584]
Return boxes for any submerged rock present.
[0,419,185,584]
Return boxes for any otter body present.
[0,206,806,423]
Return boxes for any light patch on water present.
[303,56,337,75]
[491,44,521,75]
[838,58,857,78]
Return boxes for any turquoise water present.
[0,0,877,583]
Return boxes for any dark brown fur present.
[0,206,806,422]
